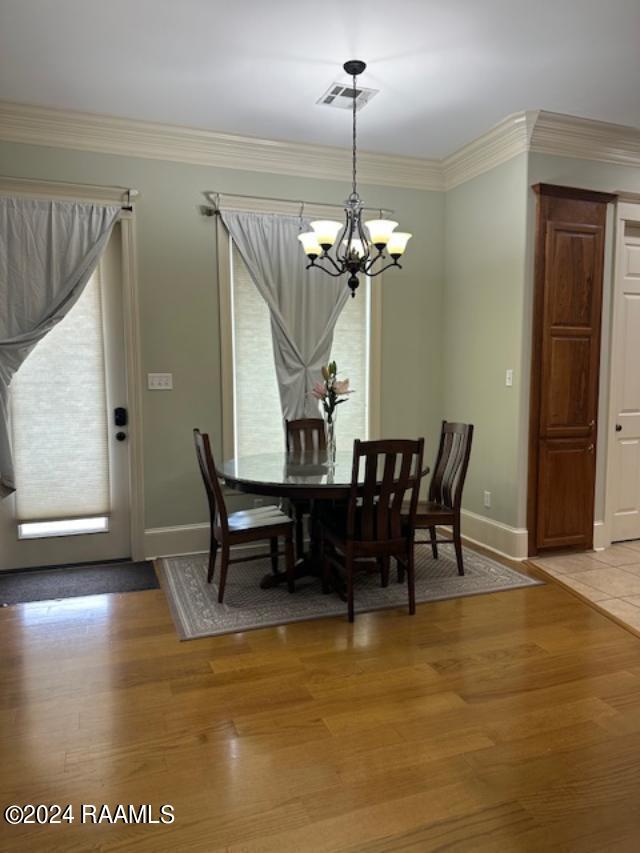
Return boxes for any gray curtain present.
[0,197,120,495]
[220,210,349,421]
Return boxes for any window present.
[10,270,111,530]
[219,223,380,457]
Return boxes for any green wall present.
[5,135,634,544]
[0,141,444,530]
[443,154,529,528]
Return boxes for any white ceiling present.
[0,0,639,160]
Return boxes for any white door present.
[0,226,131,569]
[608,205,640,542]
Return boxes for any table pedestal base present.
[259,556,318,589]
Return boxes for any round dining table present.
[220,449,427,589]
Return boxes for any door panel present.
[610,221,640,542]
[542,335,592,432]
[529,185,613,555]
[546,226,597,327]
[537,438,595,548]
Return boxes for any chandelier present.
[298,60,412,297]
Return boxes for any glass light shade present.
[387,232,412,256]
[298,232,322,257]
[310,220,343,247]
[342,237,366,258]
[364,218,398,245]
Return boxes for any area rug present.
[0,561,158,605]
[157,545,542,639]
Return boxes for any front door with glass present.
[0,226,131,570]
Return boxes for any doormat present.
[0,560,158,605]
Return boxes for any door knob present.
[115,431,127,442]
[587,444,594,453]
[616,424,622,432]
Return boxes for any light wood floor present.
[2,559,640,852]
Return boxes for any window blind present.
[230,244,369,454]
[231,243,283,456]
[10,270,111,522]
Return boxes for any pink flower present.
[311,381,327,400]
[334,378,351,395]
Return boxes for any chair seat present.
[227,506,293,532]
[414,501,454,525]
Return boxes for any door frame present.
[602,196,640,549]
[0,176,145,562]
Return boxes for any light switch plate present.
[148,372,173,390]
[505,369,513,387]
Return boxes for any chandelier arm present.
[306,260,344,278]
[335,211,352,264]
[362,249,385,273]
[321,251,345,274]
[366,260,402,277]
[356,208,371,263]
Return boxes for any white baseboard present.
[145,514,610,564]
[144,523,209,559]
[146,512,529,562]
[593,520,609,551]
[144,522,292,561]
[457,510,528,561]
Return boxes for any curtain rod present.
[0,176,139,210]
[202,190,393,217]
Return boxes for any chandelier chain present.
[352,72,357,198]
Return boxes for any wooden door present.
[528,184,615,555]
[609,209,640,542]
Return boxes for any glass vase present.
[326,409,337,468]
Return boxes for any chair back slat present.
[285,418,327,454]
[193,429,229,532]
[429,421,474,510]
[347,438,425,543]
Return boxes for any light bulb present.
[310,220,343,248]
[364,219,398,247]
[298,232,322,258]
[387,232,412,257]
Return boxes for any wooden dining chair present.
[285,418,327,557]
[412,421,474,577]
[193,429,295,602]
[319,438,425,623]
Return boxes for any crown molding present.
[442,111,537,189]
[530,111,640,169]
[0,101,639,197]
[0,101,443,192]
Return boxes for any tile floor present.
[532,540,640,633]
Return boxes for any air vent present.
[317,82,378,111]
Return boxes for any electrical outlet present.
[148,373,173,390]
[505,369,513,387]
[483,490,492,508]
